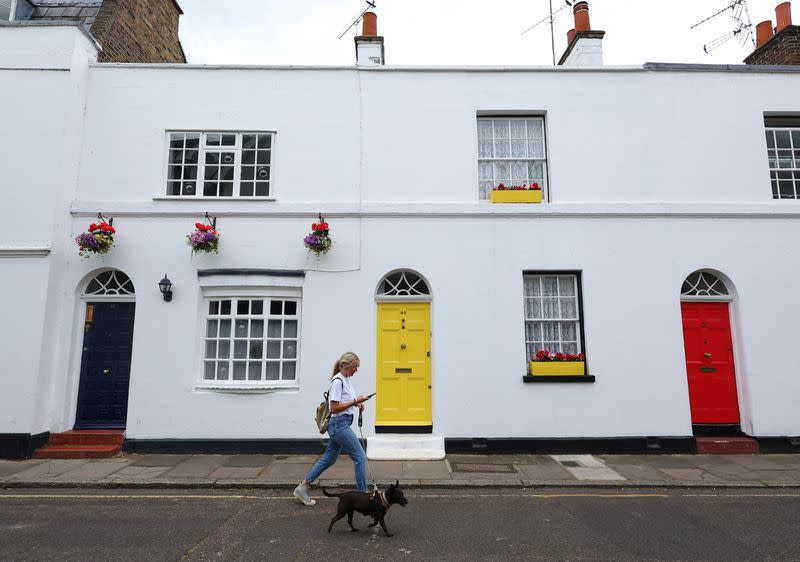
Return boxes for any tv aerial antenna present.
[521,1,573,65]
[690,0,755,53]
[339,1,376,39]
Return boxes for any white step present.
[366,435,446,461]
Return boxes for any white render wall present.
[3,36,800,440]
[0,25,97,436]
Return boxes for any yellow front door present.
[376,302,431,427]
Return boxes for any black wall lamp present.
[158,274,173,302]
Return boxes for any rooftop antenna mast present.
[690,0,755,53]
[521,1,573,65]
[339,1,376,39]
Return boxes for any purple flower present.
[187,228,220,254]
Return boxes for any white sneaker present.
[293,484,316,506]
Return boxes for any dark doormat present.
[450,462,517,473]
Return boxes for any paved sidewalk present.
[2,453,800,489]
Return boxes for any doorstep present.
[696,436,760,454]
[367,435,446,460]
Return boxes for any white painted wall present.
[3,30,800,442]
[562,37,604,67]
[0,25,97,436]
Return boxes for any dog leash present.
[358,408,379,493]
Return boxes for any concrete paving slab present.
[659,468,724,483]
[221,455,273,468]
[759,455,800,467]
[128,454,191,467]
[367,460,404,481]
[647,456,698,469]
[762,479,800,487]
[601,463,675,481]
[517,463,575,481]
[257,463,311,481]
[754,470,800,480]
[688,457,745,471]
[208,467,263,480]
[8,459,91,480]
[108,465,171,480]
[55,459,131,481]
[597,455,651,465]
[702,467,767,481]
[271,454,318,464]
[446,469,521,480]
[159,455,229,479]
[727,455,794,470]
[315,463,356,480]
[551,454,607,469]
[0,460,45,477]
[567,467,627,481]
[402,461,450,480]
[447,454,522,464]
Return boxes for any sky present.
[177,0,786,66]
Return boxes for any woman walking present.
[293,352,369,506]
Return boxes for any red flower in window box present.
[532,350,584,362]
[493,182,541,191]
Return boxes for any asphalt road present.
[1,488,798,561]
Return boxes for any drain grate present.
[450,462,517,474]
[559,461,581,467]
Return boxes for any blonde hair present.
[331,352,360,379]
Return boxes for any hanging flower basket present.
[304,217,333,256]
[490,182,543,203]
[187,222,220,255]
[75,221,115,258]
[529,350,585,376]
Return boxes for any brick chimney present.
[744,2,800,65]
[558,1,605,67]
[354,11,384,66]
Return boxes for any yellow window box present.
[529,361,586,376]
[490,190,543,203]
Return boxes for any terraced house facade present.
[2,2,799,459]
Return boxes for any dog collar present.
[378,491,390,511]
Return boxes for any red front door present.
[681,302,739,424]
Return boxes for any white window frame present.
[522,273,583,360]
[196,286,301,391]
[765,126,800,199]
[163,130,276,200]
[477,116,548,200]
[1,0,14,21]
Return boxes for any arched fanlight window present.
[84,270,135,296]
[377,270,430,299]
[681,271,728,297]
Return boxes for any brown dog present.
[323,481,408,537]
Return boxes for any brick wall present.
[744,26,800,65]
[91,0,185,63]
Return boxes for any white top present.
[328,374,358,417]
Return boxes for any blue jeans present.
[305,414,368,492]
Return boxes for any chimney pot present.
[567,28,576,44]
[756,20,775,48]
[361,11,377,36]
[776,2,793,33]
[573,1,591,32]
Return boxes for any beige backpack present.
[315,377,344,434]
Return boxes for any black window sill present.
[523,375,596,383]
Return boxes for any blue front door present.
[75,302,135,428]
